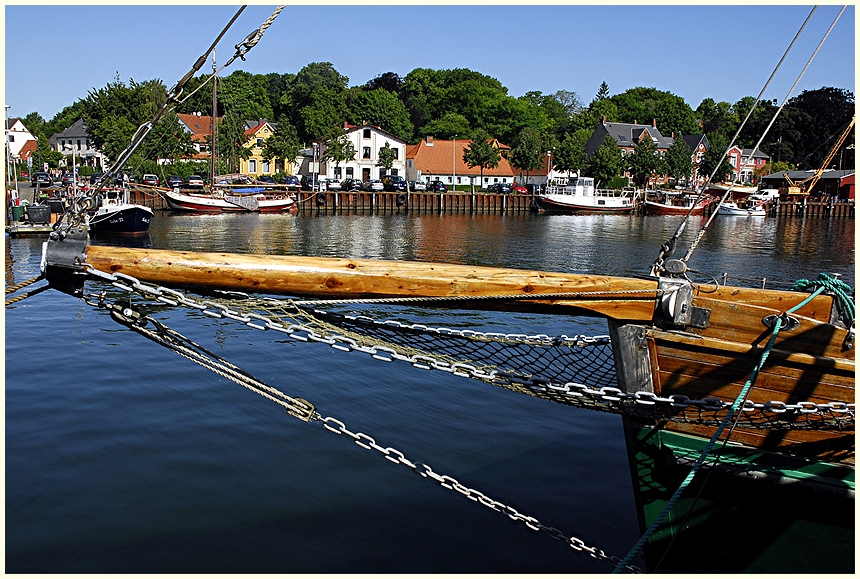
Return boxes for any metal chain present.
[91,293,641,573]
[81,265,856,428]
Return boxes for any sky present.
[3,4,855,123]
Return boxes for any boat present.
[707,182,758,195]
[534,176,637,213]
[644,190,711,215]
[717,198,767,216]
[162,187,296,213]
[87,186,153,235]
[35,5,853,573]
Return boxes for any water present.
[6,211,854,573]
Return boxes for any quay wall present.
[127,188,854,219]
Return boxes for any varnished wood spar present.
[84,246,837,322]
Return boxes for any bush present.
[603,176,630,189]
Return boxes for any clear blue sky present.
[4,4,855,122]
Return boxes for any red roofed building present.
[406,137,515,190]
[177,113,218,160]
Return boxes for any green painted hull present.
[623,419,854,573]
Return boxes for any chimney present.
[671,132,674,139]
[602,115,606,124]
[634,119,637,125]
[427,136,434,144]
[652,119,656,128]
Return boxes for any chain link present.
[319,415,641,573]
[80,264,856,429]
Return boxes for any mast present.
[209,51,218,193]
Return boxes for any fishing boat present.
[162,187,295,213]
[644,190,711,215]
[534,176,637,213]
[88,186,153,235]
[717,198,767,216]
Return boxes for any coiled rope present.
[790,272,854,326]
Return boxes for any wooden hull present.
[163,190,295,213]
[644,200,707,215]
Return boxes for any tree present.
[586,134,622,186]
[553,130,589,177]
[699,134,733,183]
[596,81,610,101]
[627,135,665,188]
[419,113,471,140]
[322,132,357,178]
[509,127,544,184]
[610,87,699,136]
[664,136,693,183]
[262,119,302,174]
[140,112,196,164]
[462,129,500,185]
[365,72,402,93]
[376,141,396,174]
[554,90,585,117]
[346,88,413,140]
[284,62,349,142]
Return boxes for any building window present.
[730,154,738,167]
[256,138,264,147]
[457,177,462,184]
[249,159,257,173]
[390,169,398,176]
[363,128,371,139]
[363,147,371,159]
[7,135,13,142]
[392,148,398,159]
[334,167,342,178]
[345,167,354,177]
[262,160,270,174]
[77,139,81,149]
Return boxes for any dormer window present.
[363,128,371,139]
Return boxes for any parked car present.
[341,178,363,191]
[142,174,160,186]
[326,179,342,191]
[426,180,448,193]
[186,175,204,188]
[364,179,384,192]
[166,175,183,188]
[89,172,105,185]
[381,174,407,192]
[61,172,78,187]
[301,175,321,191]
[409,180,427,192]
[279,175,300,188]
[257,175,276,185]
[114,173,137,185]
[487,182,513,194]
[511,182,528,194]
[31,172,52,187]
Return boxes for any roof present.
[244,119,274,138]
[585,121,675,157]
[762,169,855,181]
[408,138,515,177]
[16,139,37,160]
[177,113,218,142]
[683,134,709,151]
[51,118,88,140]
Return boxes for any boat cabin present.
[547,176,596,197]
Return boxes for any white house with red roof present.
[308,122,406,183]
[176,112,219,160]
[406,136,515,189]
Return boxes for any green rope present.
[613,284,829,573]
[790,272,854,325]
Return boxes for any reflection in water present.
[146,211,854,289]
[6,233,15,286]
[89,232,152,249]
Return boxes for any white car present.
[326,179,342,191]
[366,180,384,192]
[410,180,427,192]
[186,175,204,188]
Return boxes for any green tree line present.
[20,63,854,182]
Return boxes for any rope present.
[790,272,854,325]
[612,283,831,573]
[5,284,52,306]
[5,274,44,294]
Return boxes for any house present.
[760,169,855,200]
[406,136,514,189]
[48,118,107,169]
[682,134,710,189]
[315,122,407,183]
[238,119,279,177]
[5,119,36,160]
[176,112,219,160]
[584,118,718,188]
[726,145,769,184]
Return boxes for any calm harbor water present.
[6,211,855,573]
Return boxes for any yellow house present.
[238,119,294,177]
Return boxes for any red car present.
[511,182,528,194]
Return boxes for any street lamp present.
[64,143,78,197]
[546,150,552,192]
